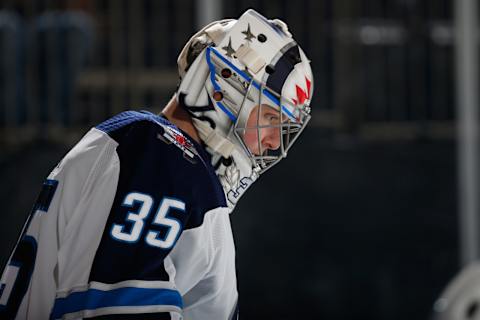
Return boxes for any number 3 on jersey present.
[111,192,186,249]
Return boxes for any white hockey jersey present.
[0,111,239,320]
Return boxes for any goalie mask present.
[177,9,313,208]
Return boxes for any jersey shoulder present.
[96,110,227,227]
[96,110,198,163]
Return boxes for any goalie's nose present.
[261,126,281,152]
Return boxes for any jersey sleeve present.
[172,207,239,320]
[0,127,121,319]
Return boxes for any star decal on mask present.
[241,24,256,42]
[222,37,236,57]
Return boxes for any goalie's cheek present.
[243,129,260,155]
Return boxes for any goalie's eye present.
[264,113,279,124]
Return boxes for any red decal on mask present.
[292,77,311,106]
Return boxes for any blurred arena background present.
[0,0,478,319]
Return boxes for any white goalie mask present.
[177,9,313,208]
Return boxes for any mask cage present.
[206,46,311,174]
[234,81,311,174]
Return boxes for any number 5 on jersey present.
[111,192,186,249]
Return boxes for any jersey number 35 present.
[111,192,186,250]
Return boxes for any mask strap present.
[192,118,236,158]
[235,44,266,74]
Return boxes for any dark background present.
[0,0,462,319]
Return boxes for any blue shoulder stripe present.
[95,110,170,134]
[50,287,182,320]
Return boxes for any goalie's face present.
[243,104,281,155]
[234,83,311,174]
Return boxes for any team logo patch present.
[157,126,196,161]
